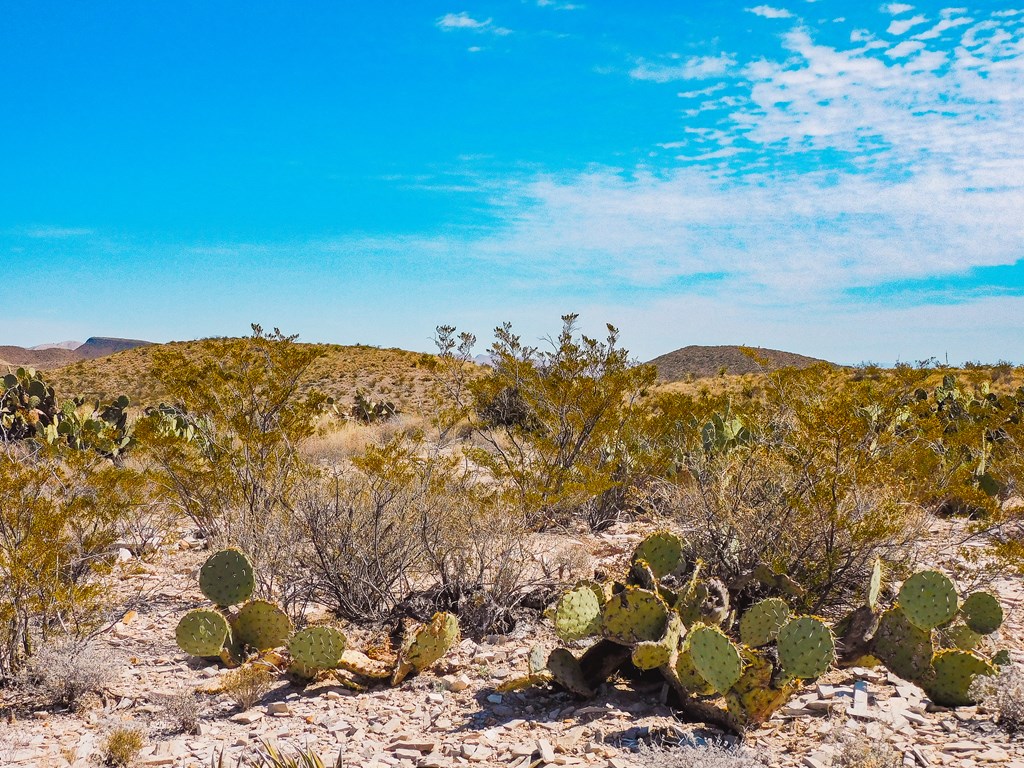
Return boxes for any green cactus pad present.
[631,530,684,579]
[175,609,230,657]
[777,616,835,679]
[898,571,958,630]
[630,615,682,671]
[992,649,1012,667]
[923,650,996,707]
[547,648,594,697]
[961,592,1003,635]
[288,626,347,670]
[554,585,604,642]
[234,600,292,650]
[602,587,669,645]
[688,624,744,694]
[725,649,799,728]
[868,558,883,610]
[673,648,715,696]
[739,598,791,647]
[393,612,460,684]
[872,607,934,682]
[940,624,983,651]
[198,548,255,607]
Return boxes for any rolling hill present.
[0,337,152,371]
[45,339,460,414]
[646,344,832,381]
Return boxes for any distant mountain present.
[29,340,82,351]
[0,337,152,371]
[646,345,832,381]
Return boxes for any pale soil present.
[1,518,1022,768]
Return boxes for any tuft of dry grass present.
[221,665,274,711]
[102,724,145,767]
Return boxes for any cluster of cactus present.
[350,392,398,424]
[57,395,134,457]
[1,367,135,455]
[1,367,60,441]
[175,549,459,688]
[700,409,751,455]
[505,531,1007,733]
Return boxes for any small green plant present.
[221,665,274,710]
[102,725,145,767]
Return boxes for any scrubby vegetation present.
[2,318,1023,755]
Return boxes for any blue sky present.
[2,1,1022,364]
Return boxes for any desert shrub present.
[0,441,144,678]
[633,742,768,768]
[212,740,344,768]
[102,724,145,767]
[433,314,656,530]
[831,727,902,768]
[221,665,275,710]
[136,325,329,599]
[19,637,117,709]
[163,688,202,734]
[970,662,1024,732]
[654,365,925,613]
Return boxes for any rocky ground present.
[2,518,1022,768]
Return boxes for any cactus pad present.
[393,612,460,684]
[547,648,594,697]
[739,598,791,647]
[175,609,230,657]
[555,585,604,642]
[868,557,882,610]
[961,591,1002,635]
[631,530,684,579]
[288,626,347,670]
[673,648,715,695]
[198,548,255,607]
[898,571,958,630]
[923,650,996,707]
[872,607,933,682]
[940,624,983,651]
[725,649,798,728]
[777,616,835,679]
[528,644,548,675]
[631,615,682,671]
[338,649,394,679]
[602,587,669,645]
[688,624,744,694]
[234,600,292,650]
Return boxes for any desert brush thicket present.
[2,319,1022,734]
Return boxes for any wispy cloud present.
[747,6,794,19]
[882,3,915,14]
[24,226,94,239]
[436,12,511,35]
[887,14,929,34]
[536,0,583,10]
[630,54,736,82]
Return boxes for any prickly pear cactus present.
[175,609,230,657]
[739,598,790,648]
[547,648,594,697]
[688,624,744,694]
[776,617,835,680]
[631,615,683,671]
[234,600,292,650]
[631,530,684,579]
[393,612,460,684]
[199,548,256,607]
[288,626,348,673]
[923,650,996,707]
[898,570,958,630]
[872,607,935,682]
[602,587,669,645]
[554,585,604,642]
[960,591,1002,635]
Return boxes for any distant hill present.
[0,337,152,371]
[46,339,464,413]
[29,340,82,351]
[647,345,832,381]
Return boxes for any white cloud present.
[536,0,583,9]
[630,54,737,82]
[24,226,93,238]
[677,83,727,98]
[913,15,972,40]
[435,12,511,34]
[887,14,929,35]
[748,6,794,19]
[882,3,915,14]
[886,39,926,57]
